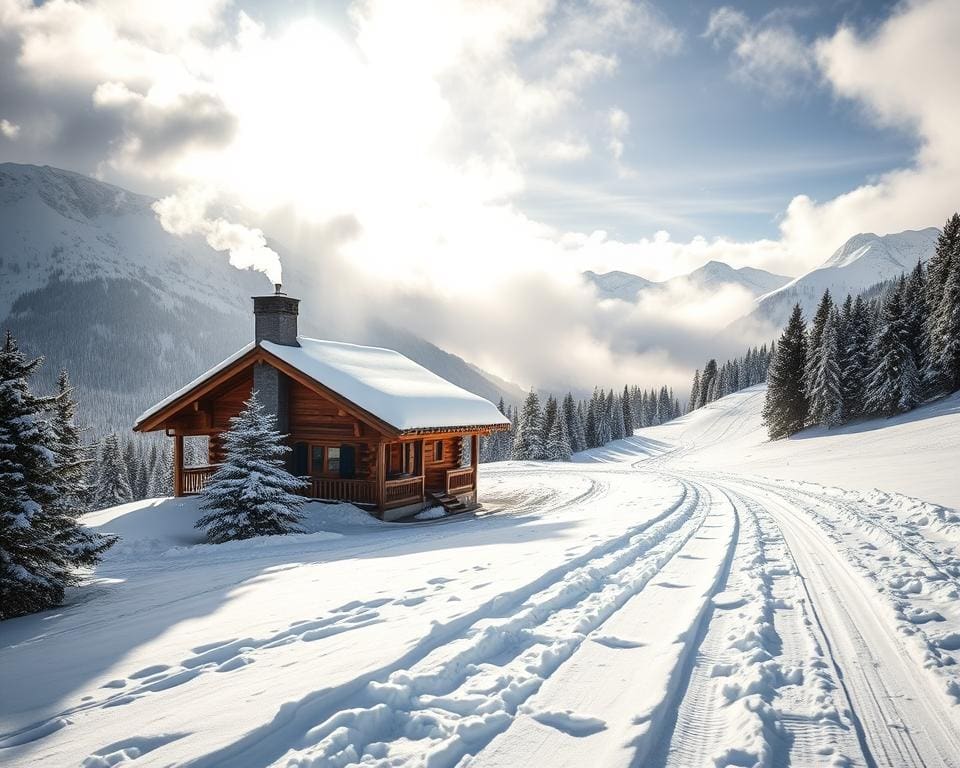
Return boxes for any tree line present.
[686,343,775,412]
[763,213,960,439]
[481,384,683,463]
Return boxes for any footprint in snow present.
[528,709,607,737]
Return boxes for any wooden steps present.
[427,491,478,516]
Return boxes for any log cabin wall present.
[423,435,463,492]
[287,380,380,480]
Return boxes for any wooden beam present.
[376,442,386,510]
[173,434,184,497]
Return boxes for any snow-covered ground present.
[2,385,960,767]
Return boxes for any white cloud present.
[0,118,20,139]
[705,6,815,98]
[778,0,960,264]
[606,106,629,161]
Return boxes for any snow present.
[135,337,510,432]
[262,338,510,431]
[3,384,960,767]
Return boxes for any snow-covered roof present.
[135,337,509,433]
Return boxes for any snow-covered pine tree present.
[600,390,614,444]
[512,389,545,460]
[842,296,872,420]
[804,290,833,399]
[572,397,587,452]
[903,260,927,374]
[929,257,960,394]
[621,385,634,435]
[584,396,598,448]
[610,395,626,441]
[808,308,845,427]
[688,369,701,412]
[195,393,307,543]
[763,304,809,439]
[544,406,572,461]
[866,279,921,416]
[49,370,93,516]
[541,395,558,448]
[699,360,717,407]
[0,334,115,619]
[95,434,132,509]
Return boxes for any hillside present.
[0,164,522,432]
[634,383,960,509]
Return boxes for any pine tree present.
[544,407,572,461]
[763,304,809,439]
[0,334,114,619]
[808,308,844,427]
[688,369,701,412]
[804,290,833,399]
[512,389,544,460]
[842,296,872,419]
[699,360,717,406]
[866,280,921,416]
[195,393,307,543]
[621,385,634,436]
[49,370,93,515]
[541,395,558,448]
[95,434,132,509]
[929,261,960,393]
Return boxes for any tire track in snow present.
[719,476,960,768]
[658,482,866,768]
[179,479,701,768]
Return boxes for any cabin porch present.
[173,432,481,518]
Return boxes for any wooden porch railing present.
[384,475,425,509]
[446,467,475,495]
[311,478,377,505]
[182,465,219,495]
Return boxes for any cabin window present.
[434,440,443,461]
[327,446,341,474]
[310,445,324,474]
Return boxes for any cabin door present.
[339,444,356,479]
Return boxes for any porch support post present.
[173,433,184,497]
[376,441,386,510]
[471,433,479,490]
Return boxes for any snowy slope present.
[640,383,960,509]
[745,228,940,330]
[2,385,959,767]
[583,262,790,302]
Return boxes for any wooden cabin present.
[133,291,511,520]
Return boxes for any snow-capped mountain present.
[747,228,940,330]
[584,261,790,301]
[0,163,520,433]
[582,270,656,301]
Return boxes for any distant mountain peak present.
[584,261,790,302]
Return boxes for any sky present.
[0,0,957,393]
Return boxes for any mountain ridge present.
[0,163,523,433]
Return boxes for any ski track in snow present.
[3,387,960,767]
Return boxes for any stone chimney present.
[253,284,300,347]
[252,285,299,432]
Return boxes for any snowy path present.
[2,387,960,766]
